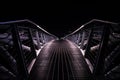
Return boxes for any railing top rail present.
[64,19,118,38]
[0,19,57,38]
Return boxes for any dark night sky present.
[0,1,120,37]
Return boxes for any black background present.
[0,1,120,37]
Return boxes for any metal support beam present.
[84,29,93,55]
[93,25,110,79]
[11,25,29,80]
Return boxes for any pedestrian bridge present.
[0,19,120,80]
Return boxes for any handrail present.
[0,19,57,38]
[63,19,118,38]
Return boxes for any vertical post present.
[11,25,29,80]
[80,31,85,49]
[44,34,46,43]
[41,33,45,44]
[73,35,76,43]
[75,34,78,43]
[93,25,110,79]
[36,31,41,49]
[77,33,81,45]
[28,28,36,58]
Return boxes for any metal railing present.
[0,19,57,80]
[63,19,119,79]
